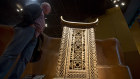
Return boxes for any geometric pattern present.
[55,18,98,79]
[69,29,85,70]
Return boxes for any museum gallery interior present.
[0,0,140,79]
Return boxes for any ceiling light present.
[20,8,23,11]
[113,0,117,3]
[17,9,20,12]
[16,3,23,11]
[45,24,47,27]
[121,2,125,6]
[117,0,120,2]
[115,4,119,7]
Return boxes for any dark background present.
[0,0,131,37]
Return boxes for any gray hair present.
[41,2,51,9]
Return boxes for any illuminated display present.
[54,16,98,79]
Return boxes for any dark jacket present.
[16,4,42,27]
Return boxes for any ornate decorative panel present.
[54,16,98,79]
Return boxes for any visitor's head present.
[41,2,51,15]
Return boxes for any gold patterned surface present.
[55,24,98,79]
